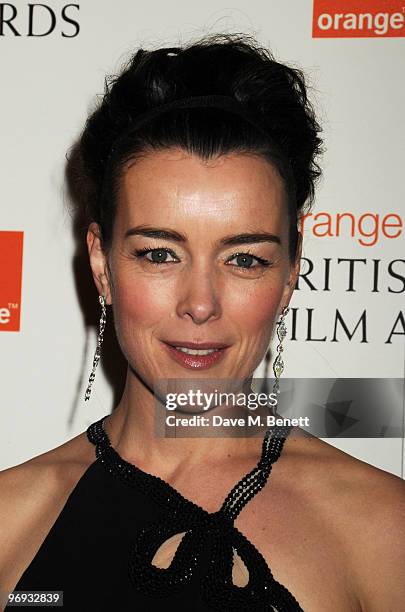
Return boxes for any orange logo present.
[0,231,24,332]
[313,1,405,37]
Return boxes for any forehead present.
[117,148,286,227]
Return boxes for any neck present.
[103,366,272,473]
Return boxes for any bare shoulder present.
[0,427,95,593]
[288,430,405,537]
[330,444,405,611]
[288,431,405,610]
[0,424,95,497]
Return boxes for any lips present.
[161,340,230,369]
[163,340,230,350]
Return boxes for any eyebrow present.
[124,226,281,246]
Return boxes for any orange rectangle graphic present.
[0,231,24,332]
[313,0,405,37]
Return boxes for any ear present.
[86,222,113,305]
[281,231,302,312]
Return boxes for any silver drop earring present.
[272,305,290,400]
[84,294,107,401]
[259,305,289,413]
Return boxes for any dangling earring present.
[259,305,289,402]
[84,294,107,401]
[272,305,290,402]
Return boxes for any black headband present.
[110,94,271,149]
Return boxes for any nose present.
[176,265,222,325]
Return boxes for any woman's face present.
[88,148,300,385]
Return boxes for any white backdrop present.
[1,1,404,476]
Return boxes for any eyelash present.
[132,246,273,271]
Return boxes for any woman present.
[0,34,404,611]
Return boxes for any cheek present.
[110,270,177,350]
[225,281,284,337]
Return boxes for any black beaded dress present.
[8,415,304,611]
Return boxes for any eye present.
[226,252,272,270]
[133,247,179,265]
